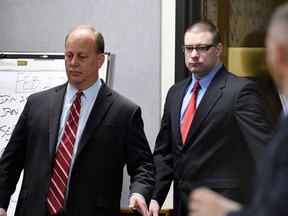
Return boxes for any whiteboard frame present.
[0,51,115,88]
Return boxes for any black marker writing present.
[0,108,19,117]
[0,95,18,104]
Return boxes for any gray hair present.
[267,2,288,45]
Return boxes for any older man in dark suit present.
[0,25,155,216]
[149,20,272,216]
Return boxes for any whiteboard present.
[0,52,114,214]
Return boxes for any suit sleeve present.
[0,99,29,210]
[234,80,272,170]
[151,90,175,207]
[126,106,156,205]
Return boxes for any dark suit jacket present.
[228,116,288,216]
[0,81,155,216]
[152,66,272,216]
[249,75,282,129]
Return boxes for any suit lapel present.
[48,83,67,160]
[184,67,227,145]
[171,78,191,147]
[75,83,113,158]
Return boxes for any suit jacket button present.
[179,178,183,184]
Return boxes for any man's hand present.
[129,194,149,216]
[189,187,243,216]
[0,208,7,216]
[149,201,160,216]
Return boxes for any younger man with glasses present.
[149,20,272,216]
[189,3,288,215]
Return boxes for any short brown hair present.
[185,20,221,44]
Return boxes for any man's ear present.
[215,43,223,58]
[97,53,105,69]
[274,42,288,65]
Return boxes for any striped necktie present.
[47,91,83,215]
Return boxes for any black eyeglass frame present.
[182,43,218,54]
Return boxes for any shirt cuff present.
[150,199,159,204]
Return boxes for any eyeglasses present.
[182,44,217,54]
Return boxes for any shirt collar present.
[66,78,102,102]
[281,93,288,117]
[190,63,222,92]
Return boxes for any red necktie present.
[47,91,83,215]
[182,81,200,143]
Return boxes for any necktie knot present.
[192,81,200,93]
[76,91,83,102]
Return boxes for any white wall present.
[160,0,175,209]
